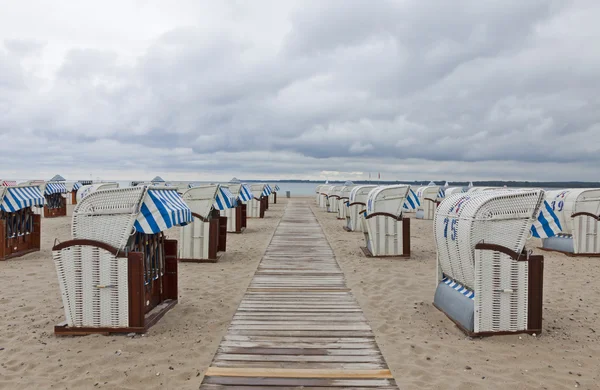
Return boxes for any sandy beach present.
[1,196,599,389]
[0,200,286,389]
[310,201,600,390]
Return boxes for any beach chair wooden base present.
[44,204,67,218]
[179,252,224,263]
[54,299,177,336]
[0,214,41,261]
[433,302,542,338]
[360,246,410,259]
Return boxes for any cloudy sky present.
[1,0,599,182]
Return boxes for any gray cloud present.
[1,0,600,182]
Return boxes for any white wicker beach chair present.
[360,185,411,257]
[76,182,119,203]
[541,189,600,255]
[0,185,44,260]
[52,186,191,335]
[220,183,252,233]
[268,184,280,204]
[416,185,441,220]
[337,185,356,220]
[344,185,377,232]
[433,189,546,336]
[247,184,269,218]
[326,185,345,214]
[318,185,334,210]
[179,184,237,262]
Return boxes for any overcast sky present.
[1,0,599,182]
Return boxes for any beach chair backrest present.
[434,189,544,290]
[365,185,410,217]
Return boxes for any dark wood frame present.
[0,212,41,260]
[230,204,246,234]
[434,243,544,337]
[360,216,410,258]
[179,209,227,263]
[43,194,67,218]
[70,191,77,205]
[342,202,366,232]
[53,239,178,335]
[272,192,277,204]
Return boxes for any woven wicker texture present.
[434,189,544,333]
[180,218,211,259]
[345,185,377,232]
[53,246,129,327]
[181,185,220,219]
[416,186,440,220]
[362,185,409,256]
[327,185,344,213]
[72,186,145,250]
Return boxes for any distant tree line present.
[241,179,600,188]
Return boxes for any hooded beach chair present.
[433,189,549,336]
[415,185,442,220]
[344,185,377,232]
[360,185,411,257]
[52,186,191,335]
[76,182,120,203]
[247,184,270,218]
[269,184,280,204]
[0,185,44,260]
[179,184,237,262]
[337,185,356,220]
[221,183,252,233]
[326,185,345,214]
[540,189,600,255]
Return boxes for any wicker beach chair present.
[541,189,600,255]
[268,184,280,204]
[336,185,356,220]
[318,185,334,210]
[52,186,191,335]
[221,183,252,233]
[179,184,237,262]
[76,182,119,203]
[433,189,546,336]
[415,185,441,220]
[0,185,44,260]
[247,184,270,218]
[344,185,377,232]
[326,185,344,214]
[360,185,411,257]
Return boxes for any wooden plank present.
[204,367,393,378]
[200,202,396,389]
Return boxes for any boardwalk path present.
[201,201,398,389]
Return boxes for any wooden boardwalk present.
[201,201,398,389]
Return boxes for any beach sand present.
[0,200,286,389]
[310,201,600,390]
[1,196,599,389]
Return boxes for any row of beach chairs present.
[0,180,280,335]
[315,183,600,337]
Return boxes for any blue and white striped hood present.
[45,182,67,195]
[262,184,273,197]
[531,200,562,238]
[239,184,253,202]
[0,186,45,212]
[72,182,82,191]
[214,186,237,210]
[402,189,421,210]
[134,189,193,234]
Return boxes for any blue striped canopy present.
[72,182,82,191]
[134,189,193,234]
[45,182,67,195]
[438,188,445,199]
[273,184,280,192]
[262,184,273,197]
[402,189,421,210]
[531,200,562,238]
[0,186,45,212]
[214,186,237,210]
[239,184,253,202]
